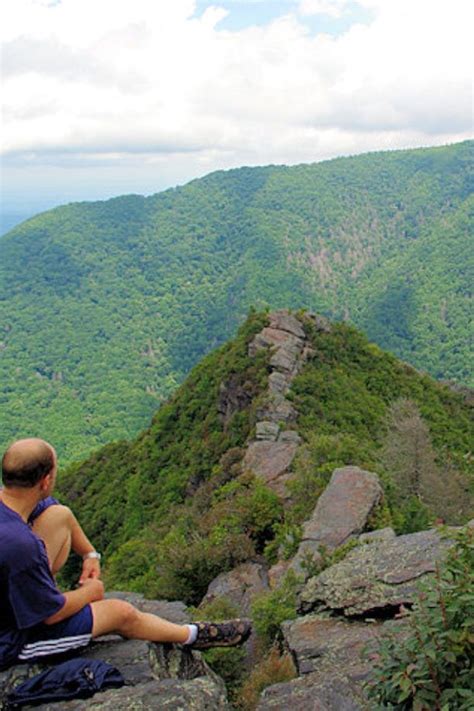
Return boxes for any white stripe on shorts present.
[18,633,92,660]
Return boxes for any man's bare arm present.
[44,579,104,625]
[70,512,101,582]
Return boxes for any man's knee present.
[91,599,140,637]
[33,504,74,531]
[113,601,139,627]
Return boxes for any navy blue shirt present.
[0,500,66,669]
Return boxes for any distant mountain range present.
[1,211,38,236]
[1,141,472,463]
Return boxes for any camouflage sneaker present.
[191,619,252,650]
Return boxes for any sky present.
[0,0,472,218]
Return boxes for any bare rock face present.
[217,374,254,427]
[299,528,452,616]
[358,527,395,544]
[257,672,369,711]
[258,614,407,711]
[0,594,229,710]
[268,560,291,589]
[282,614,405,677]
[256,393,298,425]
[243,311,317,498]
[291,466,383,574]
[268,311,307,339]
[243,441,299,483]
[200,562,269,616]
[243,441,298,498]
[256,421,280,441]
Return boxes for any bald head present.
[2,438,56,489]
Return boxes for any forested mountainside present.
[1,141,472,464]
[58,311,473,604]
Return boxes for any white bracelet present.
[83,551,101,561]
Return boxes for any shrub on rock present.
[366,526,474,710]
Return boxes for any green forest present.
[57,311,473,604]
[1,141,472,464]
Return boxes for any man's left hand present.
[79,558,101,584]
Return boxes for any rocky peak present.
[242,310,330,498]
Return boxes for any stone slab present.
[199,562,269,616]
[299,529,452,616]
[291,467,383,574]
[243,441,298,484]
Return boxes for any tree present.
[380,399,473,526]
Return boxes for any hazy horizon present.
[1,0,472,231]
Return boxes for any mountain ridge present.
[1,141,472,463]
[57,309,473,603]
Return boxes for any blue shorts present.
[18,605,93,662]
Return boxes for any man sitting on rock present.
[0,438,251,670]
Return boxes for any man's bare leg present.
[32,506,190,644]
[31,504,73,575]
[91,599,189,644]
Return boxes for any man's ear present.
[39,471,53,492]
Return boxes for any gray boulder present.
[358,527,395,544]
[299,528,452,616]
[268,311,306,339]
[292,466,383,574]
[256,421,280,441]
[281,614,405,677]
[199,562,269,616]
[258,614,407,711]
[257,672,370,711]
[243,440,298,497]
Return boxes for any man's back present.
[0,501,65,669]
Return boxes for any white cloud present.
[298,0,350,18]
[1,0,472,206]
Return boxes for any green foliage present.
[299,539,360,579]
[286,431,369,523]
[365,498,393,532]
[54,309,472,598]
[264,521,302,564]
[251,572,300,649]
[290,318,473,530]
[394,496,433,535]
[1,142,472,465]
[366,526,474,710]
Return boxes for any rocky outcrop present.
[257,614,408,710]
[106,591,189,622]
[299,528,452,616]
[258,526,456,709]
[281,614,407,677]
[257,671,370,710]
[0,594,229,710]
[254,458,465,708]
[200,562,269,616]
[218,374,254,427]
[243,441,299,498]
[291,466,383,574]
[243,311,330,497]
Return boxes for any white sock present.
[184,624,198,645]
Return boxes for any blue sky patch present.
[194,0,373,35]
